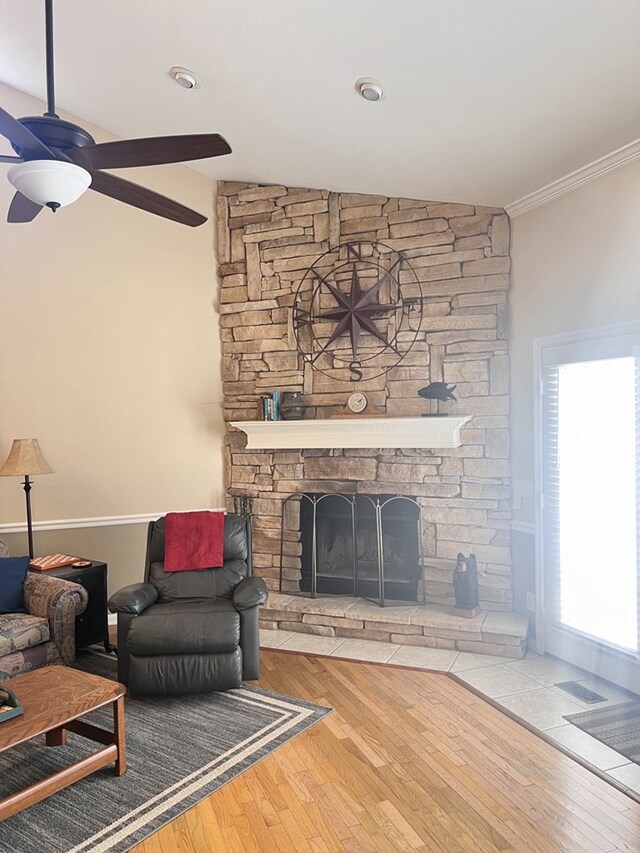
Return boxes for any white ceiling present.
[0,0,638,207]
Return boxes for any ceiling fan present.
[0,0,231,226]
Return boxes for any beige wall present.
[509,159,640,620]
[0,84,225,588]
[1,525,147,597]
[510,159,640,525]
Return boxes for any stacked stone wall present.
[218,182,512,611]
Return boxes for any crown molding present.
[506,139,640,218]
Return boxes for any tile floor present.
[260,628,640,796]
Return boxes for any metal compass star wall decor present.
[293,241,424,382]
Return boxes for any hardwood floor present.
[132,650,640,852]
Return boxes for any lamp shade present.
[7,160,91,209]
[0,439,54,476]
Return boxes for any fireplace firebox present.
[280,493,421,606]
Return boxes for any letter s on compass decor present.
[292,241,424,383]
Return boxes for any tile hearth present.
[260,592,528,659]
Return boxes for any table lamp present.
[0,439,53,559]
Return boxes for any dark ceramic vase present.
[280,391,305,420]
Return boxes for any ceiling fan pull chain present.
[44,0,58,118]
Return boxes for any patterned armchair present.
[0,571,88,680]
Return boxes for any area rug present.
[564,701,640,764]
[0,652,331,853]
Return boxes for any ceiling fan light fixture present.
[7,160,91,210]
[0,2,229,225]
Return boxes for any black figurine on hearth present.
[418,382,457,416]
[453,552,479,618]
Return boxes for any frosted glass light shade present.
[7,160,91,208]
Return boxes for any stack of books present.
[261,390,281,421]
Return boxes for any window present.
[537,323,640,686]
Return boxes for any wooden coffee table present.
[0,665,126,820]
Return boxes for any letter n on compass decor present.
[292,241,424,383]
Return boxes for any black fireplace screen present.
[280,493,422,606]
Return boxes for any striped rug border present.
[72,688,323,853]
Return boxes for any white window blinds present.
[541,337,640,657]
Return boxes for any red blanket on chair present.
[164,510,225,572]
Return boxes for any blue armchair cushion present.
[0,556,30,614]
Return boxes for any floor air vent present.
[555,681,607,704]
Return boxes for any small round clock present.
[347,392,368,414]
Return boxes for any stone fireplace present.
[218,181,527,657]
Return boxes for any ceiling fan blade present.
[89,170,207,227]
[7,192,43,223]
[69,134,232,170]
[0,107,55,159]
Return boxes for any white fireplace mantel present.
[230,416,472,450]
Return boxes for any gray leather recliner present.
[108,514,267,696]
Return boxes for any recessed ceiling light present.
[170,67,200,90]
[355,78,384,102]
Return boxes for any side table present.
[40,561,115,654]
